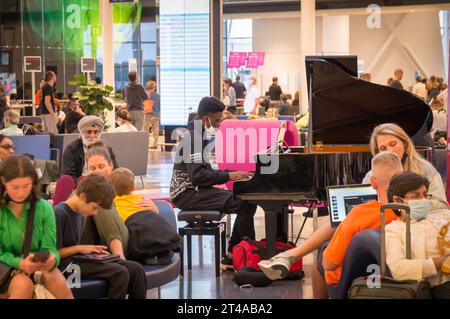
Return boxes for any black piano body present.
[233,55,431,258]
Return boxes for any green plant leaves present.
[68,73,116,116]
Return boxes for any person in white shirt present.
[412,76,428,100]
[437,88,448,109]
[429,100,447,145]
[386,172,450,299]
[243,76,260,115]
[113,108,137,133]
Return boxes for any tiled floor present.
[141,147,329,299]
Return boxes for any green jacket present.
[0,199,60,269]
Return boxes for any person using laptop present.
[258,151,403,298]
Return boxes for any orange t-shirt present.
[322,201,398,285]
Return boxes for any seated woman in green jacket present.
[0,155,73,299]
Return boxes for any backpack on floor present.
[232,237,304,280]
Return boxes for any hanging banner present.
[246,51,265,68]
[228,52,247,68]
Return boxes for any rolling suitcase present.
[348,203,432,299]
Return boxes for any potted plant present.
[68,73,119,118]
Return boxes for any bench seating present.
[70,200,180,299]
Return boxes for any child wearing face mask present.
[386,172,450,299]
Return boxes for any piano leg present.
[249,200,290,258]
[264,210,279,258]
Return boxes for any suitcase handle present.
[380,203,411,276]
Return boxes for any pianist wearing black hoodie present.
[169,96,257,270]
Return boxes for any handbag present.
[32,271,55,299]
[348,203,432,299]
[0,200,36,288]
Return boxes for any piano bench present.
[178,210,226,277]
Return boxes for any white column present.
[322,15,349,55]
[100,0,114,87]
[100,0,115,131]
[300,0,315,115]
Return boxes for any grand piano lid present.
[305,56,431,145]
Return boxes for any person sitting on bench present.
[62,116,118,181]
[55,173,147,299]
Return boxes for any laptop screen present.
[327,184,378,226]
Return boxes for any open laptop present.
[327,184,378,227]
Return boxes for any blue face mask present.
[406,198,430,221]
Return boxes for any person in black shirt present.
[231,75,247,101]
[55,173,147,299]
[39,71,58,135]
[268,76,283,102]
[62,116,118,180]
[64,99,85,133]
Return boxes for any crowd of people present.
[0,71,161,150]
[256,122,450,299]
[0,111,169,299]
[1,66,450,299]
[222,75,305,128]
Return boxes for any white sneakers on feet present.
[257,253,297,280]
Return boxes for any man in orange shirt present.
[259,151,403,298]
[315,151,402,297]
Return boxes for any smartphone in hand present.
[32,251,50,263]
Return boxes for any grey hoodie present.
[124,81,148,111]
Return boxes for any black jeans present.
[174,187,257,251]
[74,259,147,299]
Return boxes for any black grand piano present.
[234,55,431,258]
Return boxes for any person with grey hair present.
[62,115,118,180]
[259,152,404,299]
[0,110,23,136]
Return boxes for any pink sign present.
[228,52,247,68]
[246,51,265,68]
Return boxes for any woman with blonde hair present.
[364,123,448,209]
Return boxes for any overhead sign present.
[228,52,247,68]
[246,52,265,69]
[81,57,96,73]
[128,58,137,73]
[24,56,42,72]
[160,0,211,126]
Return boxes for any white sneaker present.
[258,253,296,280]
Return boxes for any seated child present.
[110,167,159,222]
